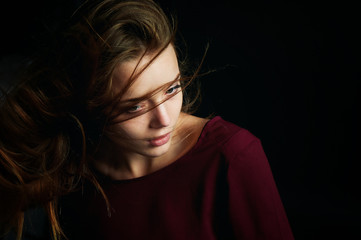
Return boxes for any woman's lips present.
[149,133,171,147]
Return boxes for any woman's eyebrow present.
[122,97,144,104]
[122,73,181,103]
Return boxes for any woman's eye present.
[127,105,143,113]
[165,84,181,95]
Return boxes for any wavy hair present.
[0,0,204,239]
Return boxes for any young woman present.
[0,0,294,239]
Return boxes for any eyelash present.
[127,84,181,113]
[165,84,181,95]
[127,105,143,113]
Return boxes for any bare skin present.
[94,113,208,180]
[92,45,209,180]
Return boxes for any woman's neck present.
[92,113,208,180]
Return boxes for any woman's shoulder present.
[196,116,266,166]
[179,114,261,158]
[200,116,259,147]
[176,115,267,171]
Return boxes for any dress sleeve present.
[225,133,294,239]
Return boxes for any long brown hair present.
[0,0,205,239]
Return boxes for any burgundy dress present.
[60,116,294,239]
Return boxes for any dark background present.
[1,0,360,239]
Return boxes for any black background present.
[1,0,360,239]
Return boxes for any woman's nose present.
[150,103,171,129]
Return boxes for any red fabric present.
[60,116,294,239]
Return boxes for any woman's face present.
[105,45,183,159]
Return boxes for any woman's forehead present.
[112,45,180,100]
